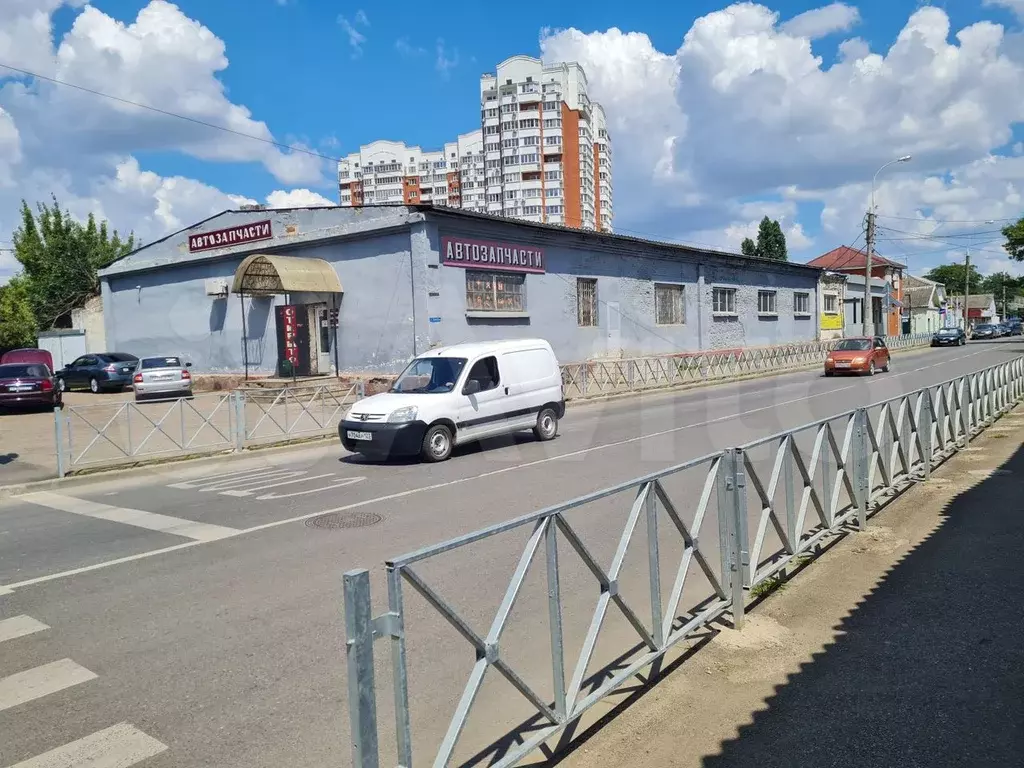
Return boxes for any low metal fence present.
[560,333,934,399]
[55,382,363,475]
[343,355,1024,768]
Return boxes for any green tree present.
[750,216,788,261]
[12,197,134,329]
[924,263,982,293]
[1001,216,1024,261]
[980,271,1022,298]
[0,277,38,349]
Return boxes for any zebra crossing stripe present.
[8,722,168,767]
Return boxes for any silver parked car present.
[132,356,193,401]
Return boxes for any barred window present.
[465,271,525,312]
[713,287,736,315]
[794,292,811,315]
[655,283,685,325]
[577,278,598,327]
[758,290,778,315]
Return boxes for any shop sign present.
[188,220,272,252]
[280,305,300,369]
[820,314,843,331]
[441,235,545,273]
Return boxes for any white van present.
[339,339,564,462]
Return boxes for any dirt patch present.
[715,615,792,652]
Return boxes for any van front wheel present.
[421,424,453,463]
[533,408,559,442]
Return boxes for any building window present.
[758,290,778,315]
[655,283,685,325]
[794,292,811,315]
[466,271,525,312]
[713,287,736,315]
[577,278,598,327]
[823,293,838,314]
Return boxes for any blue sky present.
[2,0,1024,281]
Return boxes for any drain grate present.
[306,511,383,530]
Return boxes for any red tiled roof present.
[807,246,905,271]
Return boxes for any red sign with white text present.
[441,236,545,273]
[280,305,300,368]
[188,220,272,253]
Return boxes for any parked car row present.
[970,322,1022,340]
[0,347,194,411]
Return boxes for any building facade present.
[818,272,846,340]
[98,206,820,376]
[903,275,948,334]
[337,56,613,232]
[807,246,905,336]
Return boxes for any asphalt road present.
[0,339,1020,768]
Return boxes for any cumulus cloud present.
[265,189,336,208]
[541,4,1024,270]
[985,0,1024,22]
[780,2,860,39]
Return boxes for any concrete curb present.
[0,342,936,499]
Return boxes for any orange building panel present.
[561,104,582,229]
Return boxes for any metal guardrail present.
[54,382,363,475]
[343,355,1024,768]
[560,333,934,399]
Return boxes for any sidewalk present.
[556,412,1024,768]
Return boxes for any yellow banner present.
[820,314,843,330]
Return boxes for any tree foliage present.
[742,216,788,261]
[12,197,134,330]
[1002,216,1024,261]
[0,277,38,350]
[980,271,1022,299]
[924,263,983,294]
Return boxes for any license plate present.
[347,431,373,441]
[7,385,35,392]
[835,362,851,368]
[121,367,132,373]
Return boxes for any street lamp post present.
[864,155,912,336]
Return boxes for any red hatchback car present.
[0,362,62,410]
[824,337,891,377]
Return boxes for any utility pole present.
[1003,282,1007,322]
[964,249,971,331]
[863,210,875,336]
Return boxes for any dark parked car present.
[0,363,62,411]
[931,327,966,347]
[971,324,998,340]
[1008,321,1023,336]
[57,353,139,393]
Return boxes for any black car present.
[1009,322,1023,336]
[971,324,998,340]
[931,327,966,346]
[57,352,139,393]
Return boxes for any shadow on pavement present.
[703,441,1024,768]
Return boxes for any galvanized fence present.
[560,333,934,399]
[55,382,363,475]
[343,355,1024,768]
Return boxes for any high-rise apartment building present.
[337,55,613,232]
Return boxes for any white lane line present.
[255,476,366,501]
[0,615,50,643]
[0,659,97,712]
[20,492,238,543]
[220,473,336,497]
[0,348,1014,594]
[8,722,168,768]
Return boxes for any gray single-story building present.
[98,205,824,375]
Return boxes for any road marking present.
[255,475,366,500]
[0,345,1012,594]
[20,492,238,542]
[8,722,168,767]
[221,473,337,497]
[0,659,97,712]
[169,469,298,491]
[0,615,50,643]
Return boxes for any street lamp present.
[864,155,912,336]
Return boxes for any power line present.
[875,214,1018,224]
[0,61,340,165]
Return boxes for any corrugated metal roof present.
[231,254,343,294]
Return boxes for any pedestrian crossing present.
[167,466,366,501]
[0,602,168,766]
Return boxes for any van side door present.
[500,347,563,428]
[455,355,509,443]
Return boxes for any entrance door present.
[310,304,333,374]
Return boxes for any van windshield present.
[391,357,468,394]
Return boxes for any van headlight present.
[387,406,419,424]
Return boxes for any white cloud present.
[338,11,368,58]
[541,4,1024,269]
[395,37,425,57]
[265,189,335,208]
[985,0,1024,22]
[780,2,860,39]
[436,39,459,76]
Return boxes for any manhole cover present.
[306,511,383,530]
